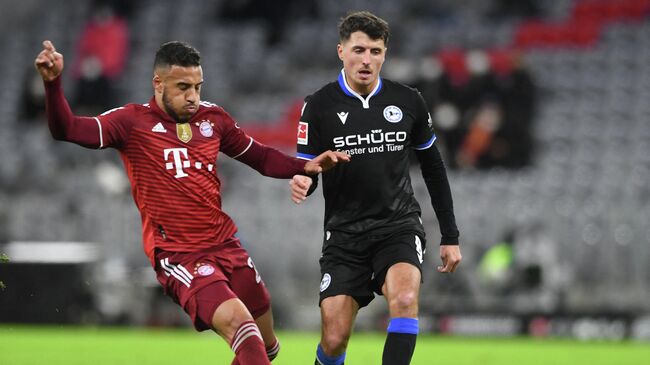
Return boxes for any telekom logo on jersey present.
[164,147,214,178]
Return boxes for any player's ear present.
[152,73,163,94]
[337,43,344,61]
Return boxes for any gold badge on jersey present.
[176,123,193,143]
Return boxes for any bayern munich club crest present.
[194,262,215,277]
[383,105,403,123]
[198,120,214,137]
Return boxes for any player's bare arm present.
[35,40,64,81]
[437,245,462,273]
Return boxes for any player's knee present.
[389,291,418,315]
[212,308,255,342]
[321,330,351,355]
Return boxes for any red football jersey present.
[95,98,252,263]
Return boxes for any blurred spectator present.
[478,222,568,309]
[477,229,516,294]
[414,48,536,170]
[490,50,536,168]
[72,1,129,114]
[20,67,46,121]
[218,0,319,46]
[488,0,541,20]
[103,0,134,17]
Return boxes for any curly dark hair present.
[154,41,201,69]
[338,11,390,45]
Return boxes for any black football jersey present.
[297,70,436,236]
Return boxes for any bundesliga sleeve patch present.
[297,121,309,145]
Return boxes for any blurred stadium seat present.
[1,0,649,330]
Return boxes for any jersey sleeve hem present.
[296,152,316,160]
[92,117,104,148]
[413,134,437,150]
[231,137,254,159]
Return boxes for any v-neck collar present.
[337,69,383,109]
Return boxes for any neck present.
[154,94,165,113]
[153,95,178,122]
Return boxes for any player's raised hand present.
[304,150,350,175]
[289,175,313,204]
[437,245,462,273]
[34,40,64,82]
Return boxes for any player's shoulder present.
[306,81,339,104]
[195,100,239,129]
[98,102,145,118]
[198,100,227,114]
[199,100,224,110]
[196,100,234,121]
[381,78,421,97]
[380,78,427,110]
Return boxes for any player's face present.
[153,65,203,123]
[338,31,386,95]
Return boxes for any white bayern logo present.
[383,105,403,123]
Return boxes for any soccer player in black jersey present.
[290,11,462,365]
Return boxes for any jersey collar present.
[148,96,176,123]
[337,69,383,109]
[148,96,202,124]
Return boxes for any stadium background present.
[1,0,650,357]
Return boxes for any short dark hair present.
[154,41,201,69]
[338,11,390,45]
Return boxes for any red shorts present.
[154,237,271,331]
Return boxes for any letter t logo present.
[164,148,190,178]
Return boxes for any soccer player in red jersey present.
[35,40,349,365]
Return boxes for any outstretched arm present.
[35,40,104,148]
[235,141,349,179]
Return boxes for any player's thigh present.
[383,262,422,296]
[155,249,235,332]
[319,244,375,308]
[372,232,425,295]
[320,294,359,338]
[184,280,254,341]
[210,296,256,342]
[230,256,272,319]
[383,262,422,317]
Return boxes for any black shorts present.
[318,229,426,308]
